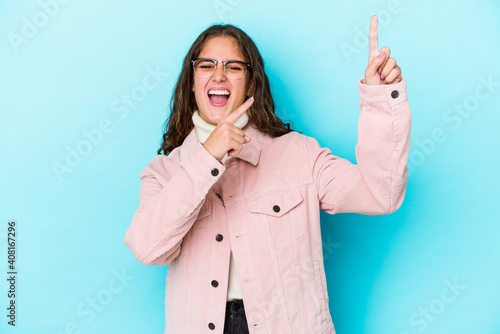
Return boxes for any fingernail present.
[380,75,385,80]
[378,51,385,58]
[377,67,382,74]
[248,96,254,102]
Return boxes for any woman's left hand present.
[364,15,402,85]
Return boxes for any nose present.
[212,62,226,82]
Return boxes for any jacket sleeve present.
[124,142,225,265]
[309,76,411,215]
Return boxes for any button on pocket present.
[248,187,305,249]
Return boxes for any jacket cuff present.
[358,76,408,107]
[182,142,226,182]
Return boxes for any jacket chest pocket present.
[248,187,305,250]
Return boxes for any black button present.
[211,168,219,176]
[216,193,222,199]
[208,322,215,330]
[211,280,218,287]
[273,205,280,213]
[215,234,223,242]
[391,90,399,99]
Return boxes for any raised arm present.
[310,15,411,215]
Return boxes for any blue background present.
[1,0,499,333]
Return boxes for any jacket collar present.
[180,122,262,166]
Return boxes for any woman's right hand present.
[202,96,254,162]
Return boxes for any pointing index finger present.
[223,96,254,124]
[368,15,379,64]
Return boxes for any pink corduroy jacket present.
[124,77,411,334]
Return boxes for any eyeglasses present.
[191,58,251,80]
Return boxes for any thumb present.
[365,51,386,78]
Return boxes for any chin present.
[209,103,237,122]
[200,109,226,125]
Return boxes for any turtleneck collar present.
[192,109,249,144]
[192,109,250,163]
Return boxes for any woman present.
[125,15,410,334]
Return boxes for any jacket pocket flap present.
[249,187,303,217]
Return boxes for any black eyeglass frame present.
[191,58,251,80]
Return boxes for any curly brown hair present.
[157,24,294,155]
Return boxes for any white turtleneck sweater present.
[191,109,248,301]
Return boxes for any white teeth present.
[208,89,230,95]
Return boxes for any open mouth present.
[208,89,231,106]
